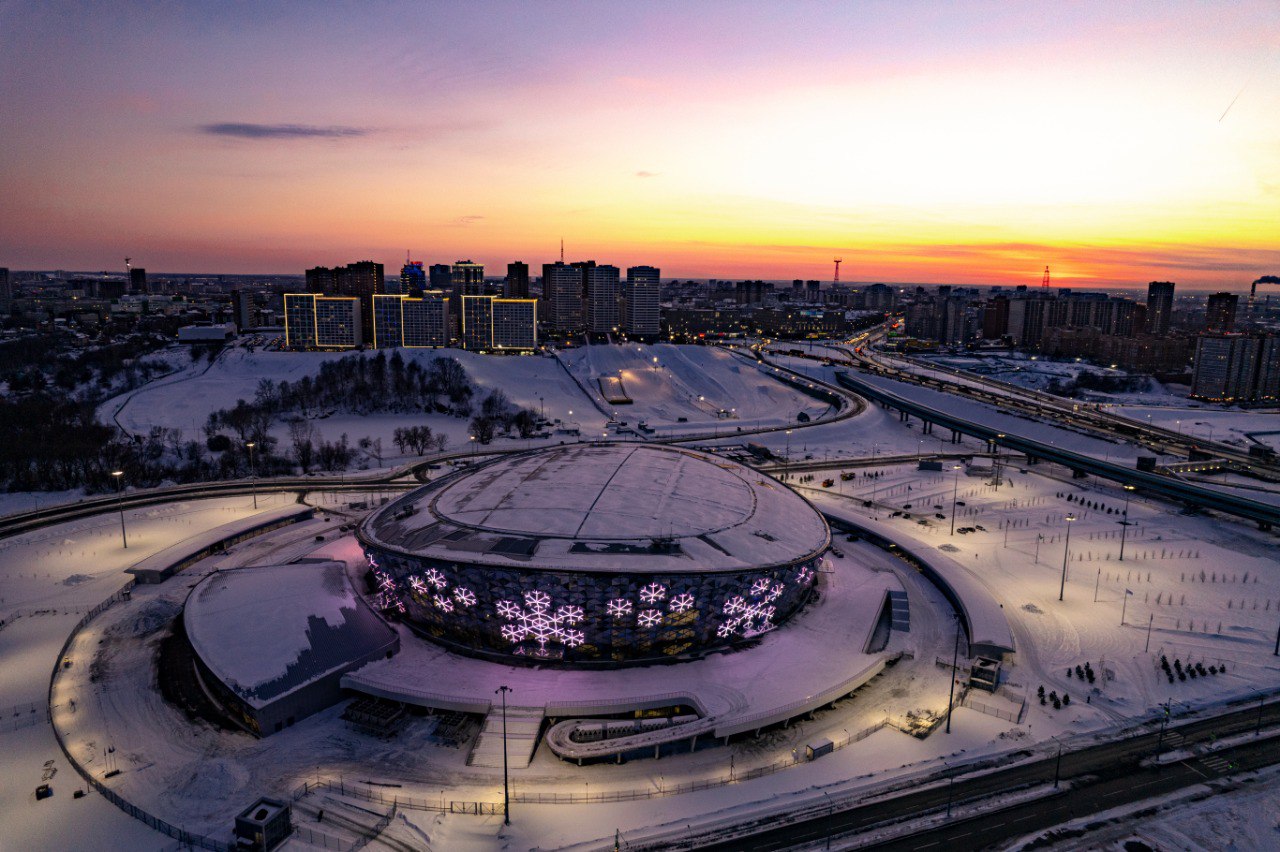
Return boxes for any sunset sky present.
[2,1,1279,288]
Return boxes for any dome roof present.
[360,444,828,574]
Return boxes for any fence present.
[965,695,1025,724]
[47,579,233,852]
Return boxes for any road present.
[694,695,1280,851]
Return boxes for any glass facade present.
[362,546,821,666]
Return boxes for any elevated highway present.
[835,370,1280,530]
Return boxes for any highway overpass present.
[835,370,1280,530]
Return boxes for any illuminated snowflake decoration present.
[669,592,695,613]
[796,565,814,585]
[495,590,586,656]
[408,576,428,595]
[378,574,397,594]
[372,570,403,611]
[453,586,476,607]
[637,609,663,628]
[424,567,447,589]
[433,594,454,613]
[607,598,633,618]
[639,583,667,605]
[717,580,779,639]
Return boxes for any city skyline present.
[3,1,1280,286]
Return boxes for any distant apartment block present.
[372,292,448,348]
[461,295,537,352]
[1204,292,1238,333]
[623,266,661,337]
[1146,281,1175,336]
[1191,333,1280,403]
[284,293,362,349]
[505,261,530,298]
[585,264,621,334]
[542,262,584,334]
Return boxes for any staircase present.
[888,589,911,632]
[467,706,545,769]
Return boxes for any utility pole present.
[950,464,962,536]
[1119,485,1135,561]
[946,616,962,734]
[246,441,258,510]
[1053,742,1063,788]
[1059,514,1076,601]
[496,685,512,825]
[111,470,128,549]
[1145,613,1154,653]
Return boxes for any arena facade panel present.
[357,443,830,665]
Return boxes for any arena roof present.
[360,444,829,573]
[185,561,397,709]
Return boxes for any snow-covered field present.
[93,343,827,471]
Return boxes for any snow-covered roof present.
[360,444,829,573]
[185,561,397,708]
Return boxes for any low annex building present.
[184,561,399,735]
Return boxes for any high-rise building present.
[305,261,383,341]
[129,266,148,295]
[373,292,449,348]
[542,262,585,334]
[0,267,10,309]
[306,266,337,294]
[1204,292,1238,333]
[623,266,661,338]
[284,294,362,349]
[505,262,530,298]
[461,295,494,350]
[400,258,426,297]
[233,289,257,331]
[1190,333,1279,402]
[459,295,538,352]
[429,264,452,291]
[1146,281,1175,336]
[451,261,485,296]
[982,296,1010,339]
[585,264,621,334]
[492,299,538,351]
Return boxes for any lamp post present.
[993,434,1005,492]
[949,464,963,536]
[496,685,512,825]
[1118,485,1135,561]
[785,429,793,482]
[246,441,258,510]
[111,470,128,549]
[1059,513,1076,601]
[946,615,962,734]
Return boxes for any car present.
[975,524,987,531]
[918,519,929,525]
[846,534,860,542]
[935,513,946,520]
[955,500,967,506]
[903,504,912,509]
[830,548,844,558]
[891,511,902,517]
[957,529,969,534]
[933,505,943,510]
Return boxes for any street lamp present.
[246,441,258,510]
[111,470,128,549]
[1059,513,1076,601]
[949,464,963,536]
[496,685,512,825]
[993,434,1005,492]
[946,615,962,734]
[785,429,793,482]
[1118,485,1135,561]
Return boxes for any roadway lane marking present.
[1181,761,1210,779]
[1014,815,1036,822]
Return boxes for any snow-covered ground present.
[93,343,827,472]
